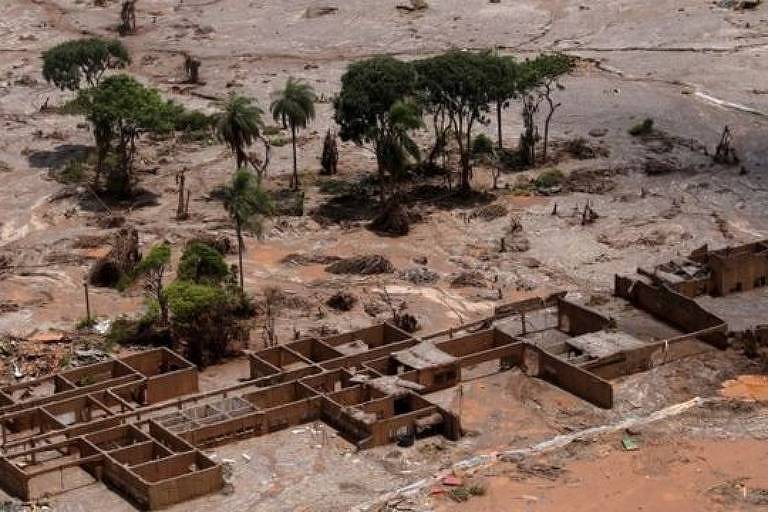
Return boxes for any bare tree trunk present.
[290,123,298,190]
[374,139,386,205]
[496,99,503,150]
[236,221,245,290]
[542,92,560,162]
[176,169,187,220]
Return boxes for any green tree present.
[525,53,575,161]
[215,93,265,170]
[222,169,273,290]
[42,38,130,91]
[376,100,422,201]
[415,51,492,192]
[165,280,241,366]
[133,243,171,325]
[484,54,521,150]
[177,242,230,284]
[270,77,316,190]
[76,74,176,197]
[334,56,417,203]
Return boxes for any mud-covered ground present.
[1,0,768,510]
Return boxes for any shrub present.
[174,110,215,133]
[166,281,248,367]
[177,242,230,284]
[106,316,136,346]
[318,179,353,195]
[629,118,654,136]
[534,169,564,188]
[56,157,88,184]
[262,125,282,136]
[472,133,495,156]
[269,135,289,147]
[166,281,229,322]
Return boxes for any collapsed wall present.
[615,275,728,348]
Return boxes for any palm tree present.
[377,100,422,201]
[215,93,265,170]
[270,77,316,190]
[222,169,273,290]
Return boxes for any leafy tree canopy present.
[483,54,521,105]
[76,74,177,137]
[414,51,493,120]
[334,56,417,144]
[42,38,130,91]
[134,243,171,275]
[177,242,230,284]
[166,280,230,324]
[522,52,575,89]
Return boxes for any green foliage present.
[173,109,215,133]
[106,316,136,346]
[376,99,423,181]
[134,243,171,276]
[414,51,497,190]
[177,242,230,284]
[75,75,178,138]
[318,178,354,195]
[472,133,495,156]
[483,54,521,106]
[55,156,88,184]
[214,93,265,169]
[222,169,274,238]
[165,280,250,366]
[42,38,130,91]
[334,56,417,145]
[165,281,230,324]
[522,52,575,88]
[629,118,655,136]
[76,316,96,329]
[269,135,289,147]
[270,77,316,131]
[262,125,282,136]
[535,168,564,188]
[414,51,493,126]
[75,75,178,197]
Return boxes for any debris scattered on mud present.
[281,253,342,266]
[398,266,439,285]
[304,5,338,18]
[326,255,395,275]
[470,203,508,221]
[326,291,357,311]
[88,226,141,288]
[450,271,486,288]
[562,167,620,194]
[369,202,418,236]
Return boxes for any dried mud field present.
[1,0,768,510]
